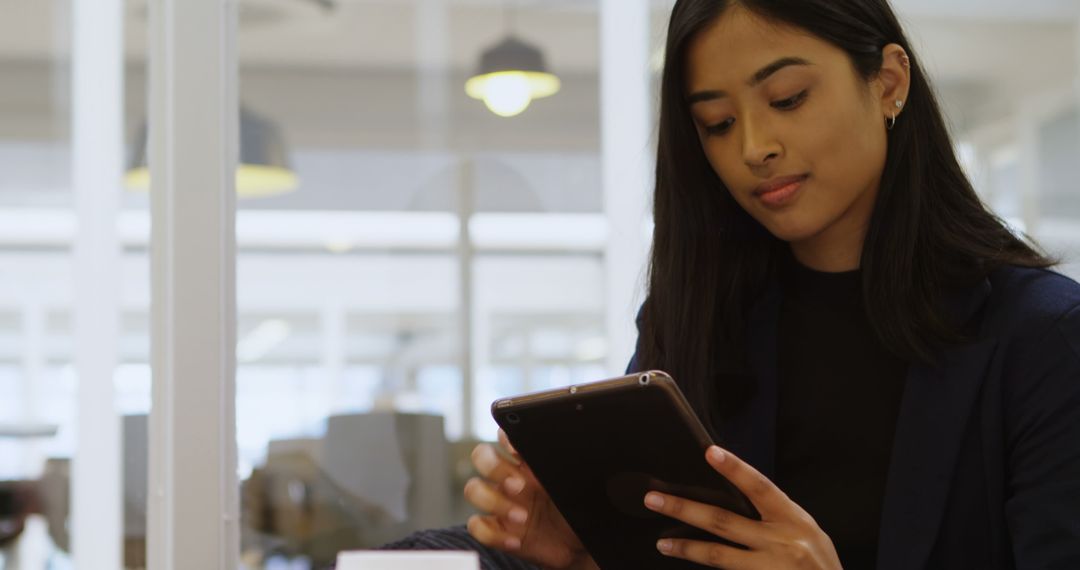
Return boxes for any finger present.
[496,430,547,494]
[644,492,766,549]
[467,514,523,552]
[463,477,530,525]
[497,429,521,461]
[706,446,790,520]
[471,443,528,496]
[658,538,754,569]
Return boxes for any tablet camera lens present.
[638,374,650,386]
[506,413,520,424]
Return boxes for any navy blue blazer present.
[627,266,1080,569]
[392,267,1079,569]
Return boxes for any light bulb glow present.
[481,73,533,117]
[465,70,561,118]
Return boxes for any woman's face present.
[685,7,901,258]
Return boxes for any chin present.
[758,217,824,243]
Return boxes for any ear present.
[875,43,912,120]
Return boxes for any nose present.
[740,116,782,168]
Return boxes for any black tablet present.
[492,370,759,569]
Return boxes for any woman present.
[389,0,1080,568]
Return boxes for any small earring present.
[886,100,903,130]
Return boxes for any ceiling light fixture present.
[125,106,299,198]
[465,2,560,118]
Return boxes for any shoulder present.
[987,270,1080,565]
[983,266,1080,345]
[982,267,1080,415]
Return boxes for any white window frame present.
[72,0,123,567]
[146,0,239,568]
[601,0,652,374]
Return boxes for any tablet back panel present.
[493,371,758,569]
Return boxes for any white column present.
[600,0,652,374]
[522,330,535,393]
[1075,17,1080,178]
[459,158,477,438]
[19,300,45,477]
[416,0,450,150]
[147,0,239,568]
[1016,105,1041,236]
[71,0,123,568]
[320,301,346,416]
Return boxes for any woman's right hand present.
[464,429,597,570]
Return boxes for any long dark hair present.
[637,0,1053,430]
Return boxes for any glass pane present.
[226,0,1080,567]
[234,0,603,567]
[1035,106,1080,277]
[0,0,76,567]
[121,4,151,570]
[884,6,1080,278]
[0,0,145,568]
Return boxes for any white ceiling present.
[0,0,1076,143]
[2,0,1079,69]
[130,0,1079,135]
[0,0,1076,214]
[891,0,1080,20]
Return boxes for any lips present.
[754,174,809,196]
[753,174,809,208]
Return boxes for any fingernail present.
[708,446,726,463]
[509,507,528,524]
[505,536,522,550]
[475,446,498,472]
[504,476,525,495]
[644,493,665,509]
[657,539,673,554]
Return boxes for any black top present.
[776,258,908,569]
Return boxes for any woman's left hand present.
[643,446,843,569]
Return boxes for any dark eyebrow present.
[687,56,813,105]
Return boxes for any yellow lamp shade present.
[466,36,560,118]
[125,106,299,198]
[124,164,299,198]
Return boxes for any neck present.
[790,238,862,272]
[790,207,872,274]
[789,187,878,273]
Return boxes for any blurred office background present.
[0,0,1078,568]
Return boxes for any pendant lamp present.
[125,106,299,198]
[465,4,559,118]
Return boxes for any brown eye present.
[772,90,809,110]
[704,118,735,136]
